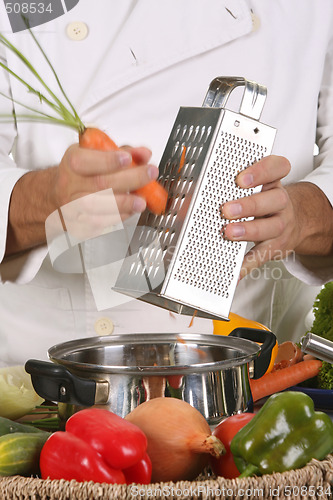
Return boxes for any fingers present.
[236,155,291,189]
[124,146,152,165]
[66,144,154,176]
[222,184,289,220]
[105,163,159,193]
[219,155,296,281]
[67,144,132,176]
[57,191,147,243]
[222,155,291,243]
[57,144,159,206]
[115,193,147,216]
[222,213,287,242]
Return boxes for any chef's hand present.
[221,155,333,279]
[48,143,160,242]
[6,144,159,256]
[52,143,158,218]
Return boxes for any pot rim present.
[48,332,261,375]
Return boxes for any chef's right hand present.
[52,143,159,219]
[48,143,159,242]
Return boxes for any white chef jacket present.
[0,0,332,365]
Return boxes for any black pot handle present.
[25,359,107,407]
[228,327,277,379]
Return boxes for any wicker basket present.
[0,455,332,500]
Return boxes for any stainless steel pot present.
[26,328,276,426]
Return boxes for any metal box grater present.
[114,77,277,321]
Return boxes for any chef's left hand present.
[221,155,333,279]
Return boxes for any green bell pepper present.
[230,391,333,477]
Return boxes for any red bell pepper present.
[40,431,126,484]
[65,408,147,469]
[40,408,151,484]
[123,452,152,484]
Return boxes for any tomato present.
[167,375,183,390]
[210,413,255,479]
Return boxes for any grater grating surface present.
[114,78,277,321]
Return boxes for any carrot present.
[250,359,322,402]
[79,127,168,215]
[188,309,197,328]
[178,146,187,173]
[176,334,207,359]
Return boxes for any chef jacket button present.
[66,21,89,41]
[251,12,261,32]
[94,317,114,336]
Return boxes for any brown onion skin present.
[125,397,224,482]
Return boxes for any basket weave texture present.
[0,455,332,500]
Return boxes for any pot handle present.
[228,328,277,379]
[25,359,109,406]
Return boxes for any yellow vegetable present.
[0,366,44,420]
[213,313,278,374]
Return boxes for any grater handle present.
[202,76,267,120]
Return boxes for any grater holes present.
[188,146,198,160]
[172,129,267,296]
[184,162,195,177]
[173,124,181,140]
[160,159,171,176]
[194,145,203,161]
[172,141,180,157]
[193,125,200,142]
[179,125,187,140]
[184,145,192,161]
[185,125,194,141]
[203,126,212,143]
[198,126,206,142]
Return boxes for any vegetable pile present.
[0,392,332,484]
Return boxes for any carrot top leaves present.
[0,29,85,134]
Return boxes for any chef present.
[0,0,332,366]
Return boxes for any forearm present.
[286,181,333,256]
[5,167,58,256]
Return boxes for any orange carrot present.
[178,146,187,173]
[79,127,168,215]
[250,359,322,402]
[188,309,197,328]
[176,333,207,359]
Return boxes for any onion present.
[0,365,44,419]
[125,397,225,482]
